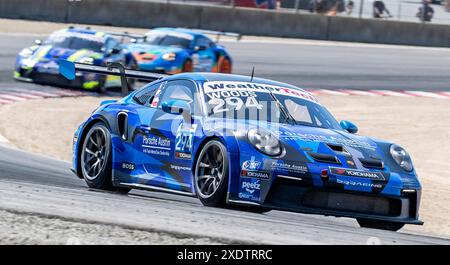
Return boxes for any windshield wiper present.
[266,89,297,125]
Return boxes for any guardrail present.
[1,0,450,47]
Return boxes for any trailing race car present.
[126,28,237,74]
[14,27,137,92]
[60,61,422,231]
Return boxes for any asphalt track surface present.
[1,32,450,244]
[2,34,450,91]
[1,145,450,244]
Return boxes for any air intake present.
[308,152,341,164]
[359,158,384,169]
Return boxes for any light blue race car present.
[126,28,236,74]
[60,61,422,232]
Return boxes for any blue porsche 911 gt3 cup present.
[61,61,422,231]
[14,27,137,92]
[126,28,236,74]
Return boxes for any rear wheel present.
[182,59,194,72]
[357,218,405,231]
[80,122,130,194]
[194,140,228,207]
[217,56,232,73]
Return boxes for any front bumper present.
[259,176,422,224]
[15,68,85,88]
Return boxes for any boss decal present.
[121,162,135,171]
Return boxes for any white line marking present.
[339,89,380,96]
[404,91,450,99]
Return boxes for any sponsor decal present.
[270,161,308,174]
[170,164,191,171]
[336,179,383,189]
[203,81,317,103]
[174,124,197,160]
[238,178,261,201]
[330,167,385,181]
[175,151,192,160]
[242,160,261,170]
[278,132,376,151]
[142,135,171,157]
[121,162,135,171]
[241,170,270,179]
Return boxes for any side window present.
[133,81,162,106]
[104,38,119,52]
[157,79,202,115]
[194,36,213,49]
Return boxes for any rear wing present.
[59,60,168,96]
[105,31,146,43]
[68,26,145,43]
[184,28,241,43]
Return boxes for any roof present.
[171,72,305,91]
[51,28,109,41]
[151,27,206,38]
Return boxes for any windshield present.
[143,31,192,48]
[202,81,342,130]
[45,33,104,52]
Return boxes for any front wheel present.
[217,56,232,73]
[357,218,405,231]
[80,122,130,194]
[194,140,228,207]
[182,59,193,72]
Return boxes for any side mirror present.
[194,45,208,51]
[161,100,190,115]
[34,39,42,46]
[340,120,358,134]
[108,47,122,55]
[162,100,192,124]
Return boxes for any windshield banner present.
[203,81,317,103]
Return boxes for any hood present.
[207,118,391,172]
[126,44,183,60]
[29,45,102,63]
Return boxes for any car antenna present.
[250,66,255,82]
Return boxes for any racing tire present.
[357,218,405,231]
[96,76,108,94]
[182,59,194,72]
[194,140,229,207]
[80,122,130,194]
[217,56,232,74]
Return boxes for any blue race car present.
[63,62,422,231]
[126,28,236,74]
[15,27,137,92]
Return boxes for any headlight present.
[19,49,33,58]
[390,144,413,172]
[162,53,176,61]
[77,57,94,64]
[247,128,281,156]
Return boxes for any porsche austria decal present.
[142,135,171,157]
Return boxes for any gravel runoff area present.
[0,209,222,245]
